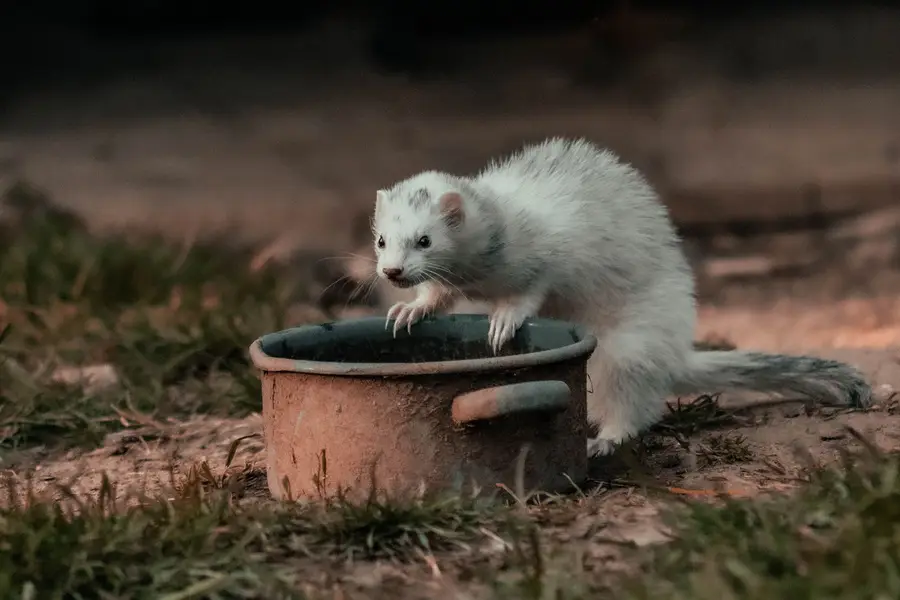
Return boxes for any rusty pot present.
[249,314,597,501]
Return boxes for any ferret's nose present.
[382,267,404,279]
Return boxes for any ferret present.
[371,137,872,456]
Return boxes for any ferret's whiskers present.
[360,274,384,306]
[424,267,470,302]
[317,274,356,301]
[344,252,376,263]
[425,263,462,284]
[429,263,478,298]
[348,273,376,302]
[327,273,379,316]
[317,252,376,265]
[357,274,381,304]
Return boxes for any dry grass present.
[491,436,900,600]
[0,181,301,451]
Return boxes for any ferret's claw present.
[586,436,617,457]
[386,303,402,323]
[392,309,406,338]
[386,301,427,338]
[487,305,525,354]
[386,302,403,336]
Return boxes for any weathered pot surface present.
[249,314,598,501]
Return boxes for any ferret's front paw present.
[487,305,527,354]
[385,301,430,337]
[586,436,617,457]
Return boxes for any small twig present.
[726,397,818,413]
[416,548,443,579]
[762,457,787,476]
[590,536,639,548]
[665,486,748,498]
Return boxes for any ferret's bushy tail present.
[672,350,872,408]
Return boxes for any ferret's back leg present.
[584,333,678,457]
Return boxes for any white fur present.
[372,138,870,456]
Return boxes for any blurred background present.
[1,0,898,348]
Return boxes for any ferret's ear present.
[375,190,387,209]
[438,192,465,228]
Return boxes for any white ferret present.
[371,137,871,456]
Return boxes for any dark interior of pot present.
[258,314,583,364]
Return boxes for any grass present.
[298,492,504,561]
[626,438,900,599]
[0,181,306,450]
[0,476,302,599]
[0,462,509,599]
[493,439,900,600]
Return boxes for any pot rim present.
[249,314,598,377]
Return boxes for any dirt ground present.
[5,267,900,596]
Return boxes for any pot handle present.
[451,380,571,425]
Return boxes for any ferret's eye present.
[377,235,385,249]
[416,236,431,249]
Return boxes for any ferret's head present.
[371,172,467,288]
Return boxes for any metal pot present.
[249,314,597,500]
